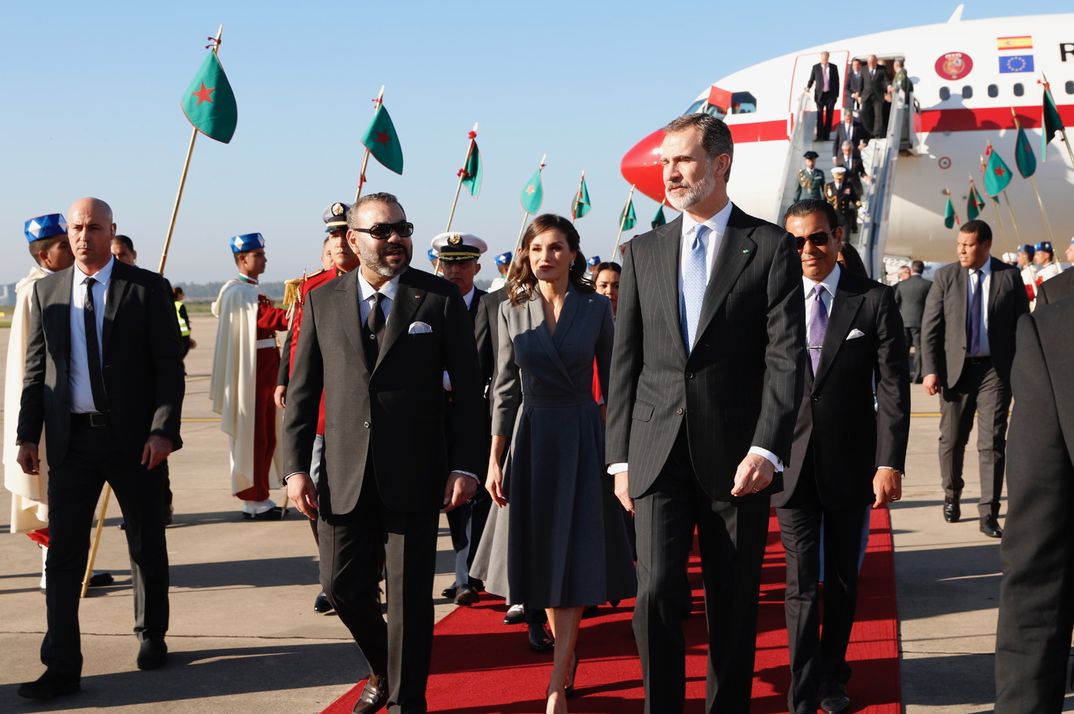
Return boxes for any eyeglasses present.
[353,221,414,240]
[794,231,830,250]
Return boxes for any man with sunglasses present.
[282,193,484,713]
[775,199,909,714]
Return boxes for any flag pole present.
[157,25,223,275]
[90,25,224,596]
[507,154,546,283]
[444,123,479,234]
[354,86,385,203]
[611,185,636,259]
[1001,191,1023,244]
[570,170,585,224]
[1010,108,1057,244]
[1042,72,1074,167]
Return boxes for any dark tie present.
[363,292,386,369]
[83,277,108,412]
[967,270,984,356]
[808,284,829,375]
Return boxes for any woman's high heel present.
[564,652,579,697]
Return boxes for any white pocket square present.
[846,328,866,341]
[408,321,433,335]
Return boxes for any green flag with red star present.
[180,51,237,143]
[651,204,667,229]
[620,199,637,231]
[983,148,1012,196]
[1014,124,1037,178]
[966,184,985,221]
[1042,86,1066,159]
[520,169,543,214]
[944,198,957,229]
[360,104,404,175]
[460,137,482,197]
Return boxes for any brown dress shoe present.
[352,674,388,713]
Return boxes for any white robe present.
[209,279,283,496]
[4,266,51,533]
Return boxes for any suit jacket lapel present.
[695,207,756,345]
[375,270,425,371]
[653,217,687,363]
[102,262,132,357]
[986,258,1002,317]
[528,293,572,382]
[813,282,863,389]
[953,265,967,339]
[48,268,73,368]
[335,271,366,367]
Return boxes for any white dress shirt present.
[802,263,841,346]
[609,200,784,475]
[967,260,991,357]
[69,257,115,414]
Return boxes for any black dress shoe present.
[441,585,457,600]
[137,638,168,670]
[943,496,961,523]
[820,682,850,713]
[88,571,114,587]
[527,622,554,652]
[980,515,1004,538]
[351,674,388,713]
[455,584,479,606]
[313,591,334,614]
[17,671,80,700]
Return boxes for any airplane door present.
[789,50,850,113]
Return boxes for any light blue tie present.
[680,224,709,350]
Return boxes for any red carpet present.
[324,508,901,713]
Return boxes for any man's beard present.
[359,242,411,278]
[665,169,715,212]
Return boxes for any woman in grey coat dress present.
[487,214,636,714]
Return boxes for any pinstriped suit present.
[607,205,805,713]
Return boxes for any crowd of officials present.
[6,109,1074,714]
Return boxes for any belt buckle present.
[89,413,108,428]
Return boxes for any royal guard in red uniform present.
[276,202,360,613]
[210,232,290,520]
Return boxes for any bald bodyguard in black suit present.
[283,193,483,714]
[16,198,183,701]
[775,200,909,714]
[607,114,804,713]
[995,297,1074,713]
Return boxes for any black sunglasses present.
[794,231,831,250]
[353,220,414,240]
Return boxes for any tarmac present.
[0,317,1070,713]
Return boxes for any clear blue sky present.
[2,0,1067,283]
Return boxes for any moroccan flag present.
[984,148,1013,196]
[944,198,957,229]
[967,184,985,220]
[181,51,238,143]
[651,204,667,229]
[1014,124,1037,178]
[620,199,637,230]
[360,104,404,175]
[571,177,591,220]
[520,169,543,214]
[460,139,482,197]
[1042,87,1066,158]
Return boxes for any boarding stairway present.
[777,88,920,280]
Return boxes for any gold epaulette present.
[282,277,304,308]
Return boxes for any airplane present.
[620,5,1074,277]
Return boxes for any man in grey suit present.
[607,113,805,713]
[921,220,1029,538]
[776,199,910,714]
[282,193,484,713]
[894,260,931,383]
[16,197,184,700]
[859,55,887,138]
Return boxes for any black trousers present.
[904,326,922,383]
[776,454,869,713]
[633,429,770,714]
[816,91,837,139]
[44,417,170,677]
[446,489,490,589]
[939,359,1011,518]
[860,95,885,137]
[318,470,439,714]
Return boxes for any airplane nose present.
[621,128,666,203]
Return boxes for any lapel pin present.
[742,248,751,255]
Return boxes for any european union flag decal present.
[999,55,1035,73]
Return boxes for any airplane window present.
[684,99,706,115]
[987,84,999,98]
[939,87,951,101]
[1066,81,1074,94]
[962,86,973,99]
[730,91,757,115]
[1013,83,1024,97]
